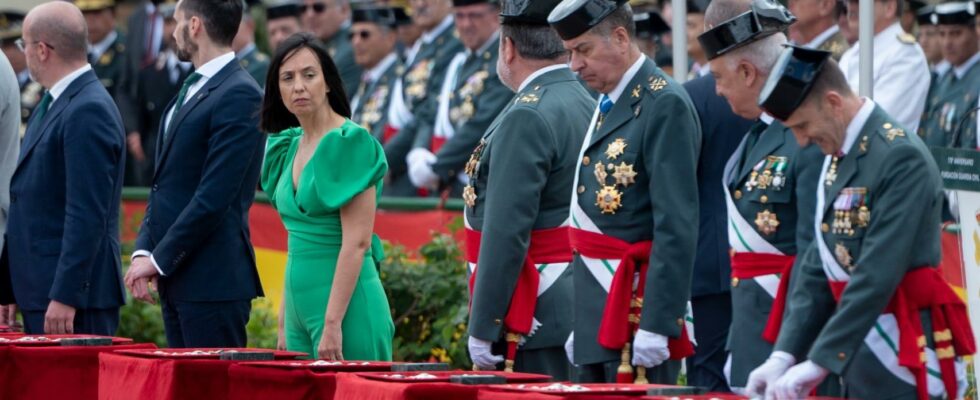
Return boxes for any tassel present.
[617,343,634,383]
[634,366,648,384]
[505,332,520,373]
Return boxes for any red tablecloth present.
[333,371,553,400]
[98,348,305,400]
[1,342,155,400]
[477,383,672,400]
[226,360,397,400]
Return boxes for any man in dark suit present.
[0,1,126,335]
[125,0,265,348]
[682,73,751,392]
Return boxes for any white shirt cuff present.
[131,250,166,276]
[770,350,797,366]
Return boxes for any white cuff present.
[131,250,166,276]
[770,350,797,366]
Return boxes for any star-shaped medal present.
[595,186,622,214]
[612,162,637,187]
[754,210,780,235]
[605,138,627,160]
[463,185,477,207]
[594,162,607,183]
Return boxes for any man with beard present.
[125,0,265,348]
[299,0,360,98]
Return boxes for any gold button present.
[838,352,846,360]
[676,318,684,327]
[731,277,740,287]
[760,195,768,204]
[883,122,893,129]
[734,190,742,199]
[494,319,502,325]
[821,223,830,233]
[577,185,585,194]
[582,156,591,166]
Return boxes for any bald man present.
[0,2,126,335]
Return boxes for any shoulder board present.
[642,73,670,96]
[513,85,549,108]
[897,33,916,45]
[874,121,910,144]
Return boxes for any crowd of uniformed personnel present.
[1,0,979,397]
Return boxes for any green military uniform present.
[237,44,270,89]
[567,56,701,383]
[466,66,595,379]
[89,30,127,99]
[324,27,362,101]
[383,16,464,196]
[352,54,402,143]
[723,120,823,388]
[410,33,513,196]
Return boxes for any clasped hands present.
[124,256,160,304]
[746,351,829,399]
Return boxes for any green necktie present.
[166,72,202,141]
[32,92,53,123]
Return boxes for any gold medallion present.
[754,210,780,236]
[857,205,870,228]
[595,186,622,214]
[594,162,608,183]
[835,242,853,271]
[612,162,637,187]
[463,185,477,207]
[605,138,627,159]
[757,170,772,190]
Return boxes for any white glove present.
[745,351,796,398]
[407,149,438,189]
[564,332,575,364]
[768,360,829,400]
[631,329,670,368]
[468,336,504,370]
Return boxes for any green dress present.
[261,120,394,360]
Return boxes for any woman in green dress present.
[258,33,394,361]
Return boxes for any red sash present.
[465,226,572,336]
[431,136,447,154]
[729,252,797,343]
[382,124,398,144]
[828,267,975,400]
[568,228,694,360]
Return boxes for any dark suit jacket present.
[129,57,192,185]
[682,75,753,297]
[1,70,126,311]
[135,60,265,302]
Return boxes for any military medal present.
[754,210,780,235]
[770,157,787,190]
[745,160,764,191]
[825,156,839,186]
[605,138,627,159]
[463,185,477,207]
[594,162,608,183]
[596,186,622,214]
[612,162,637,187]
[835,242,853,271]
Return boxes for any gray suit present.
[0,52,19,257]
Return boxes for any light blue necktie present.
[599,94,613,115]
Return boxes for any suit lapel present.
[589,60,651,148]
[16,72,96,171]
[736,123,786,183]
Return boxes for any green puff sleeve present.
[308,121,388,211]
[261,127,302,206]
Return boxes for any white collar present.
[934,60,951,76]
[364,53,398,83]
[695,62,711,77]
[804,25,839,49]
[236,43,257,59]
[953,52,980,79]
[606,54,646,103]
[195,52,236,79]
[760,113,775,125]
[422,15,454,44]
[49,64,92,100]
[89,30,118,60]
[466,30,499,57]
[841,97,875,155]
[518,64,568,92]
[879,22,904,43]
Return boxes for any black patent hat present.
[698,0,796,61]
[758,45,832,120]
[547,0,629,40]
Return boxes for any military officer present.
[464,0,594,380]
[383,0,463,196]
[75,0,128,99]
[698,0,825,391]
[0,11,41,129]
[919,1,980,150]
[548,0,701,384]
[265,0,302,53]
[839,0,930,133]
[917,5,948,74]
[406,0,512,197]
[349,6,402,141]
[787,0,849,59]
[300,0,361,98]
[747,46,975,399]
[233,6,270,88]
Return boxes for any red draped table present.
[227,360,396,400]
[0,335,153,400]
[98,348,305,400]
[477,383,677,400]
[333,370,553,400]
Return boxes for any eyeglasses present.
[348,30,372,40]
[300,2,328,14]
[14,38,54,53]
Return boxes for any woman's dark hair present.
[259,32,351,133]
